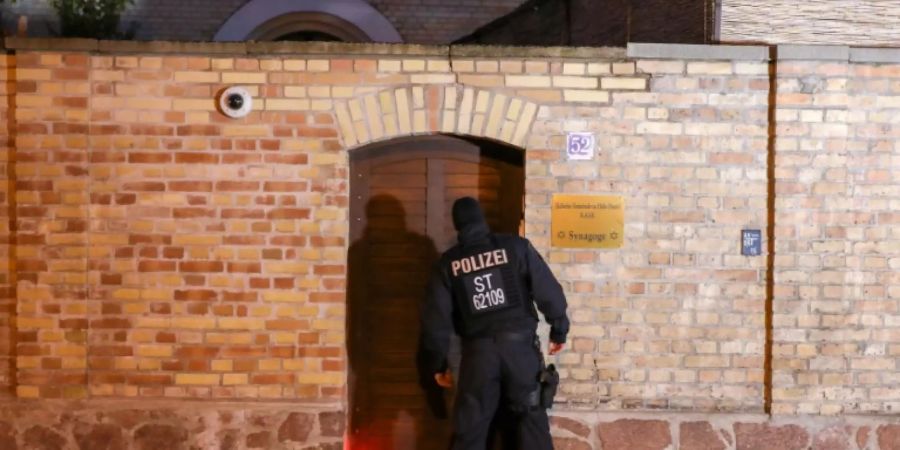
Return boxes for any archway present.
[346,134,525,449]
[214,0,403,42]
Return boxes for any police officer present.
[419,197,569,450]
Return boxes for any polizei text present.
[451,249,509,277]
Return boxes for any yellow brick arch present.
[333,85,540,149]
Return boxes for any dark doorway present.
[347,135,525,449]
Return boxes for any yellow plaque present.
[551,194,624,248]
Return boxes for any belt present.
[465,330,535,343]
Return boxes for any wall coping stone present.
[629,42,900,63]
[450,44,625,59]
[627,42,769,61]
[3,37,625,59]
[777,44,850,61]
[850,47,900,63]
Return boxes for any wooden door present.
[347,135,524,449]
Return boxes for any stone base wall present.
[1,401,899,449]
[551,411,900,450]
[0,400,344,450]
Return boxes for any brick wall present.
[1,38,900,447]
[14,45,352,399]
[1,0,526,44]
[772,48,900,415]
[721,0,900,46]
[0,52,12,396]
[532,56,769,412]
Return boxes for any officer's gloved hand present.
[548,341,564,355]
[434,369,453,388]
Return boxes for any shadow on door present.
[347,135,524,449]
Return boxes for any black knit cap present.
[451,196,486,231]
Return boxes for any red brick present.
[174,289,218,301]
[101,303,122,315]
[179,261,224,273]
[264,154,308,164]
[314,113,335,124]
[296,127,338,138]
[18,345,43,356]
[260,140,281,151]
[227,262,261,273]
[221,209,265,219]
[309,236,343,247]
[298,347,339,357]
[265,319,306,331]
[174,207,215,218]
[176,346,219,359]
[115,193,137,205]
[176,125,220,136]
[313,265,344,275]
[175,153,218,164]
[216,181,260,191]
[92,346,133,357]
[266,209,310,219]
[163,247,185,258]
[123,182,166,192]
[54,68,89,79]
[186,304,209,315]
[255,195,275,205]
[252,374,294,385]
[130,124,174,136]
[92,373,127,384]
[161,360,183,371]
[169,181,213,192]
[17,180,54,191]
[272,278,293,289]
[223,154,262,164]
[222,347,266,358]
[130,234,172,245]
[91,318,132,329]
[139,260,177,272]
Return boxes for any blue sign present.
[741,229,762,256]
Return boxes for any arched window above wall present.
[250,12,370,42]
[214,0,403,43]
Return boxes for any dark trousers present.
[450,335,553,450]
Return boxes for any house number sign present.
[566,132,595,160]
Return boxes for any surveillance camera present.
[218,86,253,119]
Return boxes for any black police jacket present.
[418,223,570,376]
